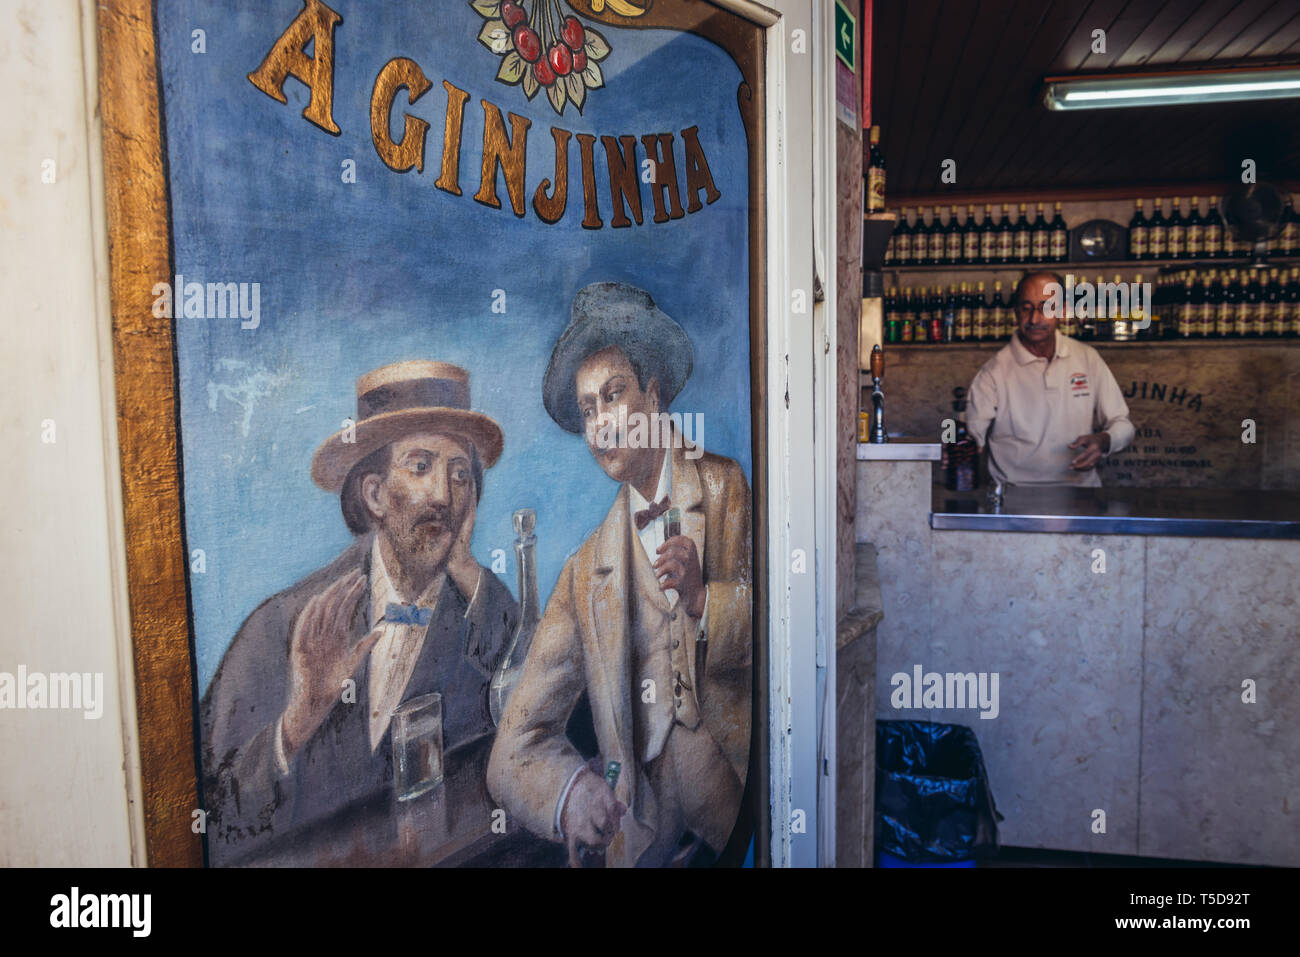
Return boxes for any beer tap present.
[869,344,889,444]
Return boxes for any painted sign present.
[154,0,763,867]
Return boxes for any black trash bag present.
[875,720,1003,863]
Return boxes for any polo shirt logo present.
[1070,372,1089,391]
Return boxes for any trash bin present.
[875,720,1002,867]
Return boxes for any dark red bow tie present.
[634,496,672,531]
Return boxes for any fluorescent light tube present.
[1043,68,1300,111]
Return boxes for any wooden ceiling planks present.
[873,0,1300,199]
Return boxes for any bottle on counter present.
[866,125,886,213]
[1148,198,1167,260]
[941,387,980,492]
[1128,199,1148,260]
[942,284,957,342]
[1050,201,1069,262]
[962,204,981,264]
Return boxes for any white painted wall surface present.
[0,0,143,866]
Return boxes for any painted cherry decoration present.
[572,48,587,73]
[513,24,541,62]
[561,15,586,51]
[501,1,527,29]
[533,57,557,86]
[549,43,572,77]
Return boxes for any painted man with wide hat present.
[201,360,518,865]
[488,282,753,867]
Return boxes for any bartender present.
[966,271,1134,487]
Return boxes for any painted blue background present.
[156,1,752,694]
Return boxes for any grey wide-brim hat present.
[543,282,694,434]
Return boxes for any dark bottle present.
[1188,271,1207,338]
[929,206,947,266]
[1013,202,1032,262]
[1185,196,1204,260]
[941,387,980,492]
[996,203,1014,264]
[1242,270,1263,338]
[1050,201,1069,262]
[1167,197,1186,259]
[979,203,997,264]
[866,125,886,213]
[944,205,963,265]
[973,280,990,341]
[1128,199,1148,260]
[941,284,957,342]
[1265,268,1284,337]
[1216,269,1237,338]
[1204,198,1225,259]
[1194,270,1212,337]
[1286,267,1300,337]
[898,287,915,343]
[1176,273,1195,339]
[1031,202,1050,263]
[1281,199,1299,256]
[893,208,912,266]
[962,204,980,264]
[956,282,974,340]
[1148,198,1167,260]
[1232,269,1253,340]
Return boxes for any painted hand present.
[654,535,706,618]
[281,572,380,759]
[561,762,627,867]
[447,492,481,600]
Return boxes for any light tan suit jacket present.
[487,441,752,866]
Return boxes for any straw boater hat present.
[542,282,694,434]
[311,360,504,493]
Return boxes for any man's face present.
[575,345,660,486]
[365,432,474,572]
[1016,274,1060,347]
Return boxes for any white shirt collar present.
[628,447,673,514]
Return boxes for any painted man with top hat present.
[488,282,753,867]
[201,360,519,866]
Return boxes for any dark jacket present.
[200,534,518,865]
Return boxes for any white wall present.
[0,0,142,866]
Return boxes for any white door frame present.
[714,0,838,867]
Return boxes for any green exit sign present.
[835,1,856,71]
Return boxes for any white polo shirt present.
[966,331,1134,487]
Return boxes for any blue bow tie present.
[384,602,433,627]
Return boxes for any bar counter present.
[932,483,1300,538]
[855,444,1300,866]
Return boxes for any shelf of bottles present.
[882,266,1300,345]
[877,196,1300,345]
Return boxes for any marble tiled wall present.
[1140,537,1300,866]
[929,531,1144,854]
[856,460,934,719]
[855,459,1300,864]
